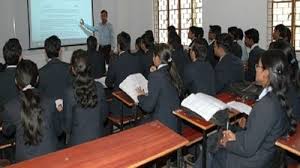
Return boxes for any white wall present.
[202,0,269,49]
[0,0,153,68]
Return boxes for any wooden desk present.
[111,90,136,130]
[8,121,188,168]
[112,90,135,107]
[174,92,255,168]
[276,123,300,156]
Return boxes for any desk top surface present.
[8,121,188,168]
[174,92,255,130]
[112,90,135,107]
[276,123,300,156]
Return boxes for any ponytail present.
[168,61,184,98]
[71,49,98,108]
[20,89,43,145]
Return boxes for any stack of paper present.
[119,73,148,103]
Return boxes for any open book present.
[119,73,148,103]
[181,93,252,121]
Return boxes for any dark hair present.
[168,25,176,33]
[135,37,142,50]
[16,60,43,145]
[215,33,233,53]
[286,27,292,43]
[117,31,131,52]
[101,10,108,15]
[269,40,299,88]
[71,49,98,108]
[168,31,182,49]
[44,35,61,58]
[245,28,260,43]
[87,36,97,51]
[3,38,22,65]
[189,26,204,39]
[237,28,244,40]
[274,24,289,40]
[191,38,208,61]
[153,43,184,97]
[209,25,222,36]
[228,26,239,40]
[260,50,297,135]
[144,30,155,43]
[142,33,155,50]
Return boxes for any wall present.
[203,0,268,49]
[0,0,154,68]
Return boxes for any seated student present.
[272,24,290,42]
[0,38,22,106]
[228,26,242,59]
[244,28,265,82]
[188,26,204,47]
[269,40,300,121]
[86,36,106,79]
[195,49,297,168]
[207,25,222,68]
[137,43,184,131]
[183,38,215,95]
[236,28,249,62]
[140,33,155,78]
[214,33,244,93]
[105,31,143,90]
[168,31,189,79]
[64,50,108,146]
[2,60,58,162]
[167,25,176,35]
[39,35,71,147]
[134,37,144,56]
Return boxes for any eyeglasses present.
[255,64,263,70]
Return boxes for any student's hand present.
[136,87,145,96]
[80,19,84,25]
[56,104,63,112]
[238,117,247,129]
[220,130,236,147]
[150,66,157,73]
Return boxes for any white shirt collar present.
[119,51,125,56]
[257,86,272,101]
[6,65,17,68]
[209,39,215,45]
[250,43,259,52]
[157,64,168,70]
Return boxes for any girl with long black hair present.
[64,49,108,146]
[2,60,57,162]
[195,49,296,168]
[137,43,184,131]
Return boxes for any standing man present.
[80,10,114,64]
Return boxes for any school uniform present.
[87,49,106,79]
[172,47,189,79]
[206,42,219,68]
[1,90,58,162]
[231,41,243,59]
[140,48,154,78]
[39,58,71,99]
[138,65,180,131]
[64,82,108,146]
[105,51,143,90]
[287,84,300,121]
[183,59,216,95]
[0,66,18,106]
[200,87,290,168]
[215,54,244,93]
[245,44,265,82]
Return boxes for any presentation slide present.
[28,0,93,49]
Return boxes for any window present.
[153,0,202,45]
[270,0,300,50]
